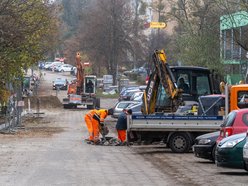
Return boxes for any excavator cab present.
[84,76,97,94]
[154,66,214,113]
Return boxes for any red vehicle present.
[217,109,248,143]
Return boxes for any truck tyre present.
[87,105,94,109]
[63,104,70,109]
[96,98,100,108]
[169,132,191,153]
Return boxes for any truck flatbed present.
[128,115,223,132]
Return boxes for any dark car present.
[243,132,248,171]
[215,132,246,169]
[52,78,68,90]
[193,131,220,161]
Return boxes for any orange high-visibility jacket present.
[87,109,108,123]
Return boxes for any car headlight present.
[244,140,248,149]
[198,138,211,145]
[220,138,244,148]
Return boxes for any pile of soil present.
[23,95,62,109]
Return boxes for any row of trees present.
[59,0,248,83]
[1,0,246,96]
[0,0,59,104]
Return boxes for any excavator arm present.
[76,52,85,94]
[143,50,182,114]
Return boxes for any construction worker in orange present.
[84,108,113,144]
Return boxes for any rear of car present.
[53,78,68,90]
[217,109,248,143]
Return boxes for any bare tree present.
[72,0,148,83]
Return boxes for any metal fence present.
[0,75,40,133]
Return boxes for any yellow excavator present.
[142,49,219,114]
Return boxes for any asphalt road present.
[0,70,247,186]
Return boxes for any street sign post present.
[149,22,167,29]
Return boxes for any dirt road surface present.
[0,70,247,186]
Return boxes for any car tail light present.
[224,127,233,137]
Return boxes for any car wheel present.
[244,162,248,171]
[169,132,191,153]
[211,144,216,162]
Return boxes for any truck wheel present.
[87,105,94,109]
[169,132,191,153]
[63,104,70,109]
[96,98,100,108]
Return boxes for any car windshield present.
[222,111,237,127]
[117,102,132,109]
[55,80,66,84]
[126,103,142,112]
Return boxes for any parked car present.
[193,131,220,161]
[53,64,63,72]
[130,91,143,101]
[120,86,139,95]
[112,100,140,118]
[126,101,142,115]
[46,62,64,71]
[38,61,45,69]
[57,64,74,72]
[52,78,68,90]
[49,62,64,71]
[215,132,246,169]
[243,131,248,171]
[43,62,54,70]
[217,109,248,143]
[119,89,140,101]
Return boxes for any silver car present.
[112,100,140,118]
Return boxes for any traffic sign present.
[149,22,167,29]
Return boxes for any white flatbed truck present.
[127,114,223,153]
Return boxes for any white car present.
[57,64,74,72]
[45,61,64,71]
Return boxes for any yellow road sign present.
[149,22,167,29]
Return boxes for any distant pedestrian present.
[115,109,132,145]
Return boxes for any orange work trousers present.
[117,130,126,142]
[84,115,94,141]
[92,120,100,142]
